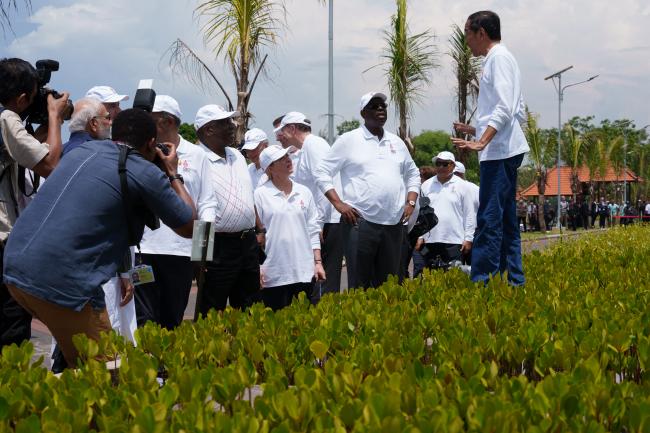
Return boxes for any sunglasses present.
[435,161,452,167]
[365,102,387,111]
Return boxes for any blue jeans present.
[471,153,525,285]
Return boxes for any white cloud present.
[3,0,649,139]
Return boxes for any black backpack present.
[408,196,438,243]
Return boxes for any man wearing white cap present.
[85,86,129,121]
[315,92,420,289]
[275,111,344,301]
[241,128,269,188]
[135,96,218,329]
[418,151,476,266]
[195,105,261,313]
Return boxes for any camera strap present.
[117,143,139,251]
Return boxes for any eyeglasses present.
[365,102,387,111]
[435,161,452,167]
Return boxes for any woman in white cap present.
[254,145,325,310]
[241,128,269,188]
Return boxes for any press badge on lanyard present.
[130,254,155,286]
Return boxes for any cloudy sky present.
[2,0,649,140]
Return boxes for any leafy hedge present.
[1,226,650,432]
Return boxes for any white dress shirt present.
[314,126,420,225]
[294,134,342,227]
[420,174,476,244]
[200,143,256,232]
[476,44,529,162]
[140,137,218,256]
[254,181,320,288]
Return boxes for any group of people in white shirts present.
[61,87,481,353]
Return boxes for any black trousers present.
[312,222,344,302]
[342,218,404,289]
[134,254,193,330]
[197,230,260,316]
[0,244,31,348]
[262,282,313,311]
[422,243,462,266]
[517,216,527,232]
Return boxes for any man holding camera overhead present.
[0,58,70,349]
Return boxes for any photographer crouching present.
[3,108,197,366]
[0,58,70,349]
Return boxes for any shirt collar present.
[199,142,228,163]
[483,43,503,64]
[269,181,299,199]
[361,125,388,143]
[433,174,460,186]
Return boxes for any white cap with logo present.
[260,145,290,171]
[152,95,182,119]
[273,111,311,133]
[85,86,129,103]
[242,128,269,150]
[432,151,456,164]
[194,104,239,130]
[359,91,387,111]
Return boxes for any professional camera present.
[22,59,73,126]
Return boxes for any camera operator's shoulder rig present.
[116,143,160,247]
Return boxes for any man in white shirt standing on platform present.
[241,128,268,188]
[135,96,217,329]
[195,105,261,313]
[452,10,529,285]
[417,152,476,266]
[315,92,420,289]
[275,112,344,301]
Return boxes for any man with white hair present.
[315,92,420,289]
[241,128,268,188]
[135,96,217,329]
[418,151,476,267]
[62,98,112,156]
[276,112,345,301]
[85,85,129,120]
[195,105,261,313]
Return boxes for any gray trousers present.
[341,218,404,289]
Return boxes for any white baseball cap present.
[359,91,387,111]
[454,161,466,174]
[260,145,290,171]
[273,111,311,133]
[85,86,129,103]
[152,95,182,119]
[432,151,456,164]
[194,104,240,131]
[242,128,268,150]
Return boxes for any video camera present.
[22,60,73,126]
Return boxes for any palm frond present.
[0,0,31,33]
[163,38,234,110]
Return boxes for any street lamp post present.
[544,67,599,230]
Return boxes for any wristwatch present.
[407,200,416,207]
[169,174,184,184]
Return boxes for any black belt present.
[214,228,255,239]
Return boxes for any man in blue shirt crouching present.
[3,109,197,366]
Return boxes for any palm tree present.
[607,135,625,202]
[1,0,30,32]
[525,109,551,231]
[448,24,481,136]
[583,132,604,199]
[562,125,584,200]
[380,0,438,153]
[167,0,286,143]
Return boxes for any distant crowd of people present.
[516,197,650,231]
